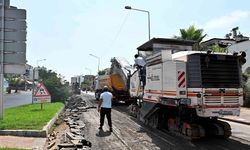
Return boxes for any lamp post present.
[32,59,46,104]
[37,59,46,67]
[89,54,100,74]
[125,6,151,40]
[85,68,92,75]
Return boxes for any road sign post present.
[0,0,27,119]
[33,83,51,110]
[0,0,5,120]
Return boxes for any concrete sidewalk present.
[220,107,250,125]
[0,136,46,149]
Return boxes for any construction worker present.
[98,86,113,132]
[134,54,146,86]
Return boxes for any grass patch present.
[0,102,64,130]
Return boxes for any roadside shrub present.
[39,67,70,103]
[243,84,250,107]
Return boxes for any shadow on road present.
[96,130,111,137]
[114,104,250,150]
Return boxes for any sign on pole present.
[0,0,26,119]
[0,5,27,74]
[33,83,51,104]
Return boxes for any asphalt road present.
[81,94,250,150]
[228,120,250,143]
[3,90,32,109]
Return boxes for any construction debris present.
[47,95,92,150]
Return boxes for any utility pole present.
[32,59,46,104]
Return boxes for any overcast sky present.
[11,0,250,81]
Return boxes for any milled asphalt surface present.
[0,91,250,149]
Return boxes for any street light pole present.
[89,54,100,74]
[125,6,151,40]
[37,59,46,67]
[32,59,46,104]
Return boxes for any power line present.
[101,11,131,56]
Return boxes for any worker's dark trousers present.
[100,107,112,128]
[138,66,146,86]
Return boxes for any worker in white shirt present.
[134,54,146,86]
[134,54,146,67]
[98,86,113,132]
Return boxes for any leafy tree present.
[5,76,25,93]
[245,67,250,76]
[98,68,110,75]
[98,70,106,75]
[242,67,250,107]
[81,80,93,90]
[38,67,70,102]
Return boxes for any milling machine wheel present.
[128,104,138,117]
[185,124,205,139]
[148,112,159,129]
[217,120,232,138]
[168,118,177,132]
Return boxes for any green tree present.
[178,25,207,42]
[243,67,250,107]
[98,68,110,75]
[39,67,70,102]
[175,25,207,50]
[6,76,25,93]
[81,80,92,90]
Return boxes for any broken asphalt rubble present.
[47,95,95,150]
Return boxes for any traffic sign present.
[0,4,27,74]
[0,20,26,30]
[3,64,25,74]
[0,8,26,19]
[33,83,51,103]
[0,8,26,42]
[0,0,10,6]
[33,96,51,104]
[2,52,26,64]
[3,42,26,52]
[34,83,51,97]
[2,30,26,41]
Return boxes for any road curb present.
[0,105,65,138]
[219,117,250,126]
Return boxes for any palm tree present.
[176,25,207,42]
[175,25,207,50]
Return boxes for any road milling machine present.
[95,57,135,103]
[129,38,246,139]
